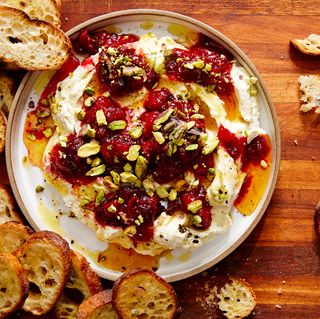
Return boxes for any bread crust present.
[0,110,7,154]
[291,34,320,56]
[0,72,16,115]
[0,221,33,253]
[0,6,71,71]
[15,230,72,315]
[0,184,23,224]
[77,290,118,319]
[0,253,29,318]
[112,268,178,319]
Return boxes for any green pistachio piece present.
[193,60,205,69]
[202,137,219,155]
[107,204,117,213]
[108,120,126,131]
[59,136,68,148]
[75,108,86,120]
[95,189,105,206]
[124,225,137,235]
[102,91,110,97]
[84,87,95,96]
[84,96,96,107]
[123,163,133,172]
[27,133,36,141]
[166,142,178,157]
[35,185,44,193]
[153,108,175,130]
[184,62,194,69]
[110,171,120,185]
[36,109,51,118]
[204,64,212,72]
[96,110,107,126]
[77,142,101,158]
[86,157,93,165]
[43,127,53,138]
[186,121,196,130]
[122,66,144,77]
[142,178,156,196]
[87,127,96,138]
[120,172,140,185]
[103,176,119,192]
[50,102,59,114]
[118,197,124,204]
[129,126,143,139]
[163,121,176,132]
[190,114,205,120]
[168,189,177,201]
[187,200,203,214]
[192,215,202,227]
[152,131,165,145]
[208,168,216,175]
[250,85,258,96]
[91,157,101,167]
[185,144,199,151]
[85,164,105,176]
[155,185,169,199]
[135,156,148,179]
[80,198,90,207]
[126,145,140,161]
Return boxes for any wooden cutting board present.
[1,0,320,318]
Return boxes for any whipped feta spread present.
[40,31,266,256]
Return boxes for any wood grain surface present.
[2,1,320,318]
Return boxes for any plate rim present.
[6,9,281,282]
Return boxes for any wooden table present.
[2,1,320,318]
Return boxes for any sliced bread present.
[0,253,29,318]
[298,75,320,114]
[15,230,72,315]
[216,277,256,319]
[0,6,71,70]
[0,72,16,115]
[112,268,178,319]
[77,290,119,319]
[291,34,320,56]
[53,250,103,319]
[0,184,23,224]
[0,221,33,253]
[0,0,61,27]
[0,110,6,154]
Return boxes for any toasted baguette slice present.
[15,230,72,315]
[53,251,103,319]
[77,290,119,319]
[216,277,256,319]
[0,110,6,154]
[0,184,23,224]
[112,269,178,319]
[9,309,52,319]
[291,34,320,56]
[0,73,16,114]
[0,6,71,71]
[0,221,33,253]
[0,0,61,27]
[298,75,320,114]
[0,253,29,318]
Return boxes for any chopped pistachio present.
[169,122,188,143]
[114,156,120,164]
[118,197,124,204]
[129,126,143,139]
[120,172,139,185]
[50,102,59,114]
[186,121,196,130]
[87,127,96,138]
[199,133,208,145]
[124,225,137,235]
[126,145,140,161]
[86,157,93,165]
[152,131,165,144]
[204,64,212,72]
[102,91,110,98]
[186,144,199,151]
[75,108,86,120]
[26,133,36,141]
[137,214,144,223]
[135,156,148,179]
[77,142,101,158]
[250,85,258,96]
[35,185,44,193]
[184,62,194,69]
[103,176,119,192]
[84,87,95,96]
[190,114,205,120]
[260,160,268,168]
[107,204,117,213]
[110,171,120,184]
[84,96,96,107]
[95,189,105,206]
[168,189,177,201]
[96,110,107,126]
[192,215,202,227]
[123,163,133,172]
[59,135,68,147]
[80,198,90,207]
[36,109,51,118]
[155,185,169,199]
[91,157,101,167]
[85,164,106,176]
[43,127,53,138]
[142,178,156,196]
[175,179,186,191]
[208,168,216,175]
[202,137,219,155]
[187,200,203,214]
[163,121,176,132]
[40,98,48,106]
[193,60,205,69]
[122,66,144,77]
[108,120,126,131]
[166,142,178,157]
[107,47,117,55]
[153,108,174,130]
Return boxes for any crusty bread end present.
[0,110,7,154]
[0,184,23,224]
[291,34,320,56]
[0,6,71,71]
[0,72,16,115]
[298,75,320,114]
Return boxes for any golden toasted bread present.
[0,184,23,224]
[0,221,33,253]
[0,6,71,70]
[298,75,320,114]
[0,253,29,318]
[77,290,119,319]
[53,250,103,319]
[112,269,178,319]
[0,110,7,154]
[0,0,61,27]
[216,277,256,319]
[15,230,72,315]
[291,34,320,56]
[0,72,16,115]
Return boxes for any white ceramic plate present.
[6,9,280,282]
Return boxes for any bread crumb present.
[64,17,69,22]
[277,288,283,294]
[280,56,284,60]
[275,304,282,309]
[282,280,286,284]
[294,140,298,146]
